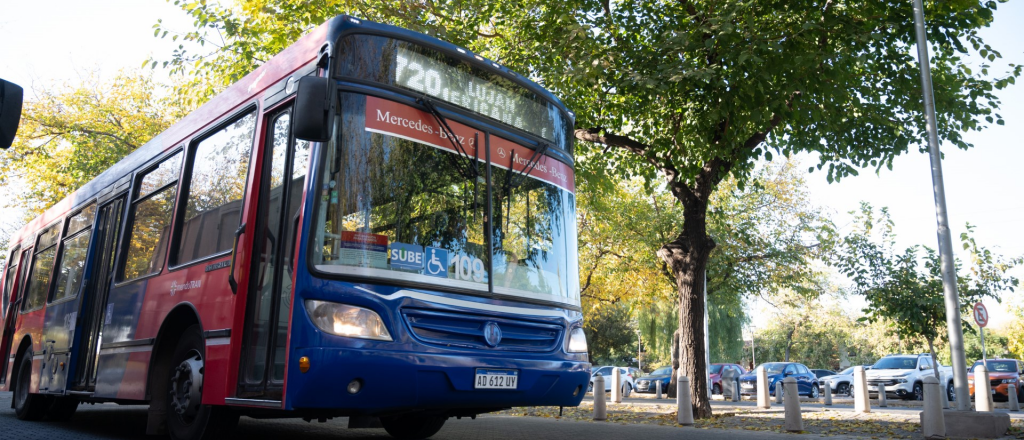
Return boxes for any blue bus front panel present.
[285,279,589,413]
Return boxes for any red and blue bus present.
[0,16,588,440]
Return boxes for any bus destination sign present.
[394,47,558,142]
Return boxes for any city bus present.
[0,15,588,440]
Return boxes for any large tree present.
[156,0,1020,418]
[579,159,830,387]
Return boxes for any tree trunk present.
[667,329,681,398]
[660,188,716,419]
[785,327,795,362]
[927,337,942,383]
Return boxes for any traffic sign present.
[974,302,989,328]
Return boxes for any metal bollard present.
[783,377,803,432]
[593,375,607,421]
[656,380,662,400]
[732,377,741,402]
[922,376,946,439]
[677,375,694,425]
[1009,385,1020,412]
[775,382,784,404]
[877,382,887,407]
[756,366,771,409]
[976,365,992,412]
[610,368,618,403]
[824,379,833,406]
[853,366,870,413]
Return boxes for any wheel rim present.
[914,384,923,400]
[169,349,204,424]
[811,385,819,398]
[948,383,956,401]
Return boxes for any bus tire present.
[45,397,79,421]
[13,354,48,421]
[165,325,238,440]
[381,414,447,439]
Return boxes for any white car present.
[865,354,955,401]
[588,366,639,397]
[818,365,871,395]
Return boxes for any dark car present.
[738,362,820,398]
[710,363,747,394]
[811,369,836,379]
[635,366,673,393]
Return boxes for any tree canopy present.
[0,71,188,254]
[832,203,1020,368]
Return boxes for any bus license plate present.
[475,369,518,389]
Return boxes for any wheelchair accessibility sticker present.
[424,246,449,278]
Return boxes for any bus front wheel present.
[381,414,447,439]
[14,353,49,420]
[165,325,238,440]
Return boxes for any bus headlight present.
[305,300,392,341]
[567,327,588,353]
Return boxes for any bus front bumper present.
[287,347,590,414]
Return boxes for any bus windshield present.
[310,92,580,306]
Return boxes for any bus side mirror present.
[0,78,24,149]
[292,76,335,142]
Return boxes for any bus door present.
[71,193,126,390]
[0,247,32,385]
[237,105,309,400]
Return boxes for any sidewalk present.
[493,394,1024,439]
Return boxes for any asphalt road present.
[0,392,839,440]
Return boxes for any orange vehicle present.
[968,359,1023,402]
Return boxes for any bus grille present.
[401,308,563,352]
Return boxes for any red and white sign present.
[364,96,575,193]
[974,302,989,328]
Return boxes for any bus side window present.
[50,202,97,303]
[173,110,257,265]
[23,223,62,312]
[121,151,183,281]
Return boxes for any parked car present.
[589,366,640,396]
[710,363,747,394]
[811,369,836,379]
[968,359,1024,402]
[865,354,954,401]
[635,366,673,393]
[818,365,871,396]
[738,362,820,398]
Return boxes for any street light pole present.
[911,0,970,411]
[749,326,756,368]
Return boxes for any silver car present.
[818,365,872,395]
[588,366,639,397]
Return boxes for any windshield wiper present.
[418,96,479,180]
[418,96,484,221]
[509,142,551,188]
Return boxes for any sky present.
[1,2,1022,328]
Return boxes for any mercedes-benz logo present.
[483,322,502,347]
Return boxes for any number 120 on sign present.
[475,369,518,389]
